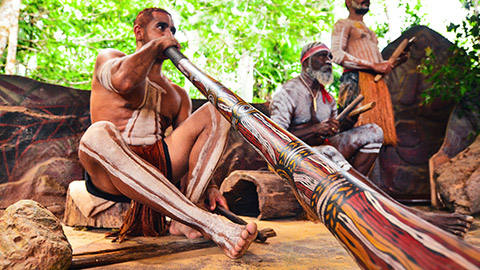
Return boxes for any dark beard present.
[355,7,369,15]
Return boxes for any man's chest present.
[349,22,377,44]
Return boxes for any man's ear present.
[134,25,144,42]
[345,0,351,9]
[301,59,309,70]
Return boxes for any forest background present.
[0,0,478,103]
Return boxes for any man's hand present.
[316,118,340,137]
[371,61,393,74]
[339,115,358,132]
[152,33,181,60]
[395,51,410,66]
[206,186,229,211]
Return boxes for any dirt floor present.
[64,208,480,270]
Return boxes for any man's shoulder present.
[96,49,126,63]
[334,18,353,28]
[281,76,302,91]
[273,77,302,100]
[98,48,125,56]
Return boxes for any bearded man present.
[270,42,473,238]
[331,0,398,145]
[270,42,383,175]
[78,7,257,258]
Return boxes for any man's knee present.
[364,123,383,144]
[80,121,121,150]
[199,102,229,132]
[313,145,351,171]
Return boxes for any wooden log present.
[165,47,480,269]
[69,238,215,269]
[220,170,302,220]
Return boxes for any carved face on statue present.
[348,0,370,15]
[305,51,334,86]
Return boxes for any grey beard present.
[306,67,333,86]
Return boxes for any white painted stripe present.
[365,191,478,269]
[337,212,407,270]
[359,148,380,154]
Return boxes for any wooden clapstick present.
[213,205,276,243]
[374,36,416,82]
[336,94,364,122]
[348,101,376,118]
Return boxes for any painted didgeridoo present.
[164,47,480,270]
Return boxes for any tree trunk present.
[0,0,21,74]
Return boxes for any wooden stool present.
[63,183,130,228]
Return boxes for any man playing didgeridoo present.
[270,41,473,238]
[78,7,257,258]
[331,0,399,146]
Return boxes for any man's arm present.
[289,119,339,145]
[270,88,338,145]
[269,88,296,131]
[94,35,179,95]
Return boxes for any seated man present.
[78,7,256,258]
[270,42,382,176]
[270,42,472,238]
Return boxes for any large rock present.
[434,135,480,214]
[0,200,72,270]
[369,25,456,200]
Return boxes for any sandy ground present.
[64,209,480,270]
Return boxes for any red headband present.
[301,44,330,63]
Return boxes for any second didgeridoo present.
[164,47,480,270]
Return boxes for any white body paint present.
[122,79,166,146]
[185,104,230,202]
[331,19,384,69]
[79,121,242,250]
[270,77,383,165]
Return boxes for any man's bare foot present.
[223,222,258,259]
[410,208,474,238]
[169,220,203,239]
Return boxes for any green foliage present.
[418,4,479,115]
[14,0,148,89]
[373,21,389,40]
[400,0,424,31]
[167,0,336,100]
[3,0,335,98]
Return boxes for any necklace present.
[299,75,319,111]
